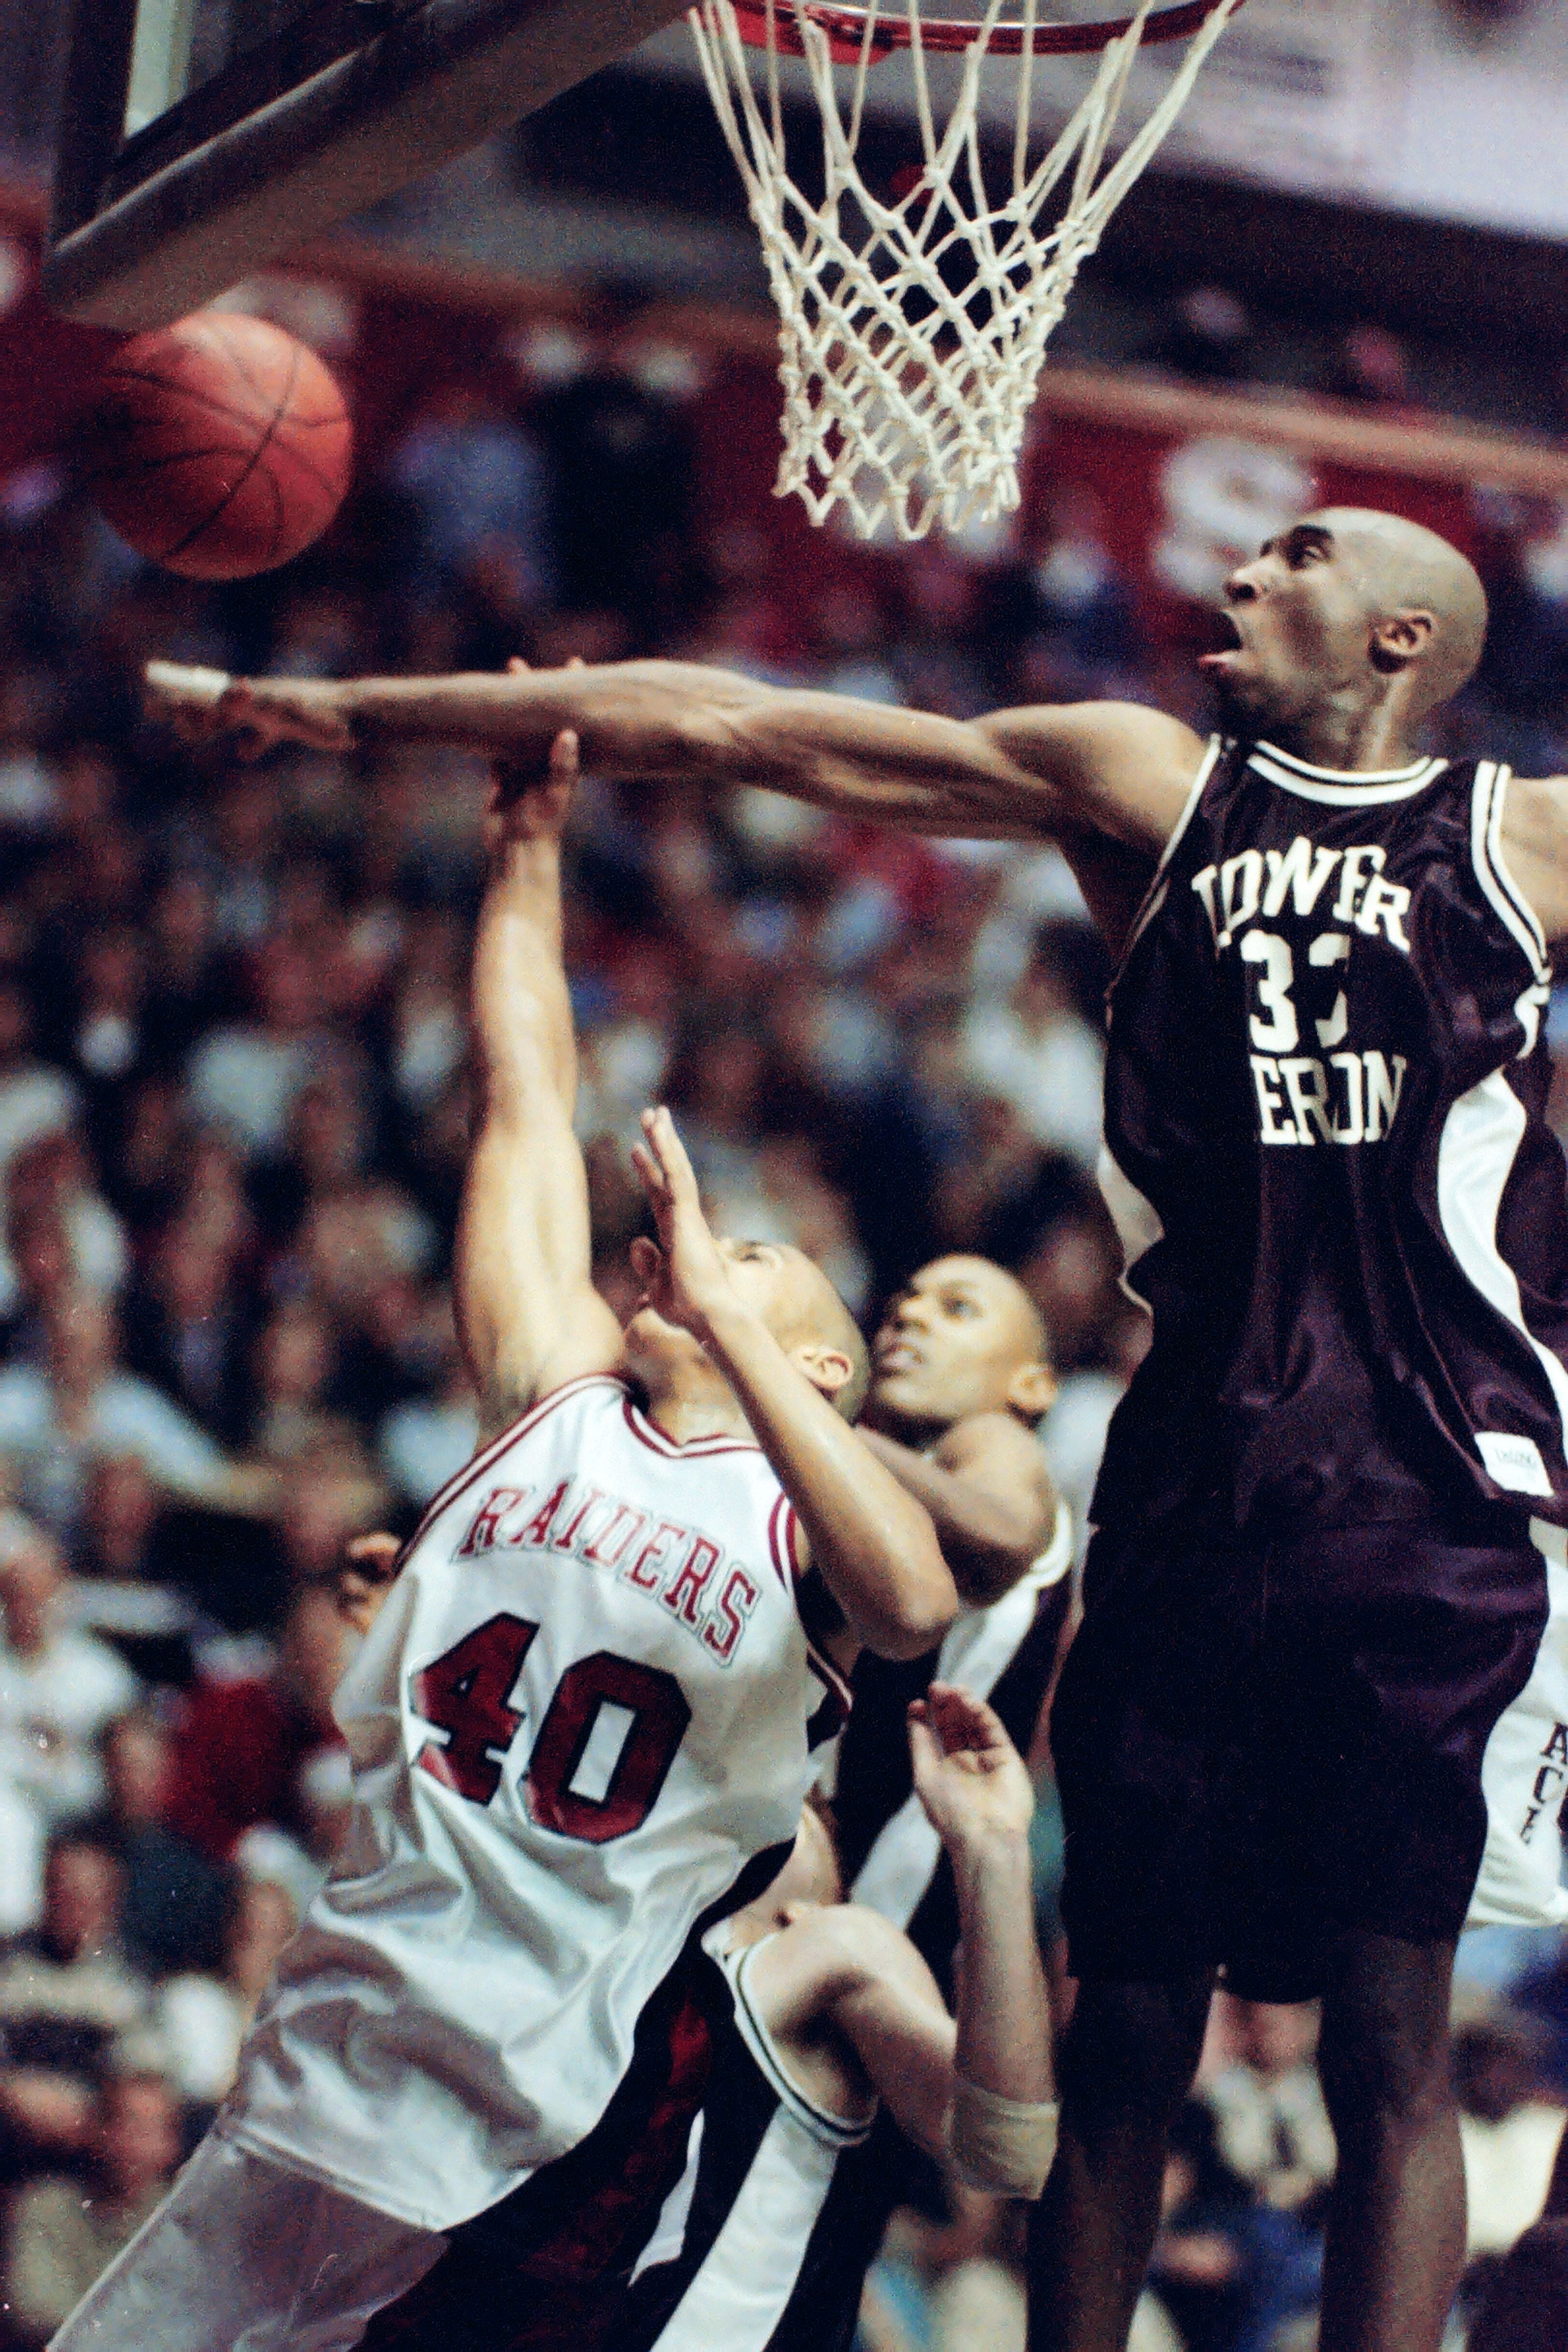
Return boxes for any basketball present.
[81,312,353,579]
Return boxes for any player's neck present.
[641,1375,754,1447]
[1263,700,1418,775]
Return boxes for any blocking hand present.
[628,1106,736,1341]
[144,662,353,757]
[908,1682,1034,1849]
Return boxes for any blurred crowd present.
[0,332,1563,2351]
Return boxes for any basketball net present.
[689,0,1246,541]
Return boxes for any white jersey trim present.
[1472,763,1550,983]
[1114,734,1224,977]
[1468,1516,1568,1929]
[1098,1142,1164,1314]
[644,2107,844,2352]
[1436,1070,1568,1491]
[1249,748,1447,806]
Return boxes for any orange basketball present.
[82,312,354,580]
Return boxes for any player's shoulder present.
[977,699,1208,783]
[773,1900,940,2006]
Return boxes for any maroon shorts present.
[1051,1516,1553,2001]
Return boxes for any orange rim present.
[729,0,1244,61]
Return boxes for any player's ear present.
[791,1340,854,1403]
[1369,607,1435,675]
[1007,1360,1057,1421]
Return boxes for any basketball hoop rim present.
[728,0,1246,61]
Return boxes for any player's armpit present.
[755,1904,958,2163]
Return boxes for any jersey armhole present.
[1473,762,1551,982]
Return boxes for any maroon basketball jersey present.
[1095,738,1568,1535]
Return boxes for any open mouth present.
[1197,609,1246,671]
[874,1338,922,1373]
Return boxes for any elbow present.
[863,1544,959,1662]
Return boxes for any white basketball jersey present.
[224,1375,845,2232]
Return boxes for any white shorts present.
[50,2132,445,2352]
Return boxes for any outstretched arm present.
[147,658,1207,858]
[629,1108,955,1660]
[456,735,623,1433]
[858,1415,1058,1608]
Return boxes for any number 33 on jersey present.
[227,1375,849,2233]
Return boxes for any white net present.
[688,0,1245,541]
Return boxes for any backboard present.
[44,0,695,331]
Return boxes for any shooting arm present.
[858,1415,1057,1608]
[455,753,622,1432]
[698,1294,956,1660]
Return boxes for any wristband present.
[945,2076,1059,2199]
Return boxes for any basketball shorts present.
[1051,1515,1568,2002]
[48,2130,444,2352]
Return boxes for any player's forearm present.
[858,1430,1041,1606]
[948,1826,1053,2104]
[325,665,1058,836]
[473,837,575,1114]
[696,1298,956,1658]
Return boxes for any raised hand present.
[628,1106,736,1341]
[485,725,580,853]
[144,662,353,757]
[908,1681,1034,1849]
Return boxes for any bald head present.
[1305,508,1488,714]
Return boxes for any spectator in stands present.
[96,1709,228,1978]
[378,1309,478,1513]
[0,980,77,1216]
[0,1285,273,1535]
[0,1129,126,1331]
[1454,2011,1567,2262]
[1200,1997,1338,2220]
[123,1220,252,1448]
[166,1582,347,1865]
[961,925,1106,1175]
[1145,2101,1323,2352]
[0,1513,138,1834]
[140,870,224,1073]
[389,385,556,608]
[0,1831,150,2167]
[185,939,330,1158]
[155,1877,298,2106]
[66,1453,213,1697]
[243,1299,349,1470]
[3,2067,184,2347]
[66,922,150,1096]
